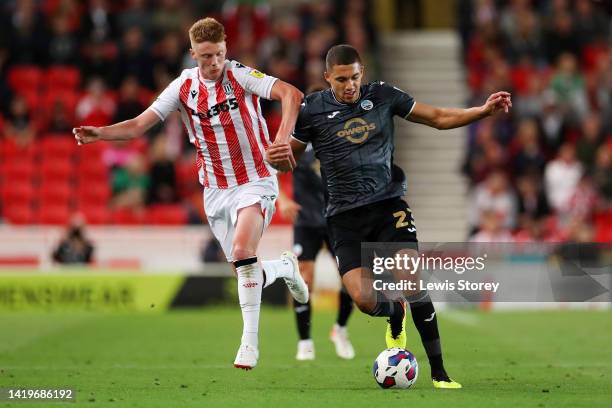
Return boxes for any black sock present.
[369,292,403,319]
[294,299,311,340]
[408,291,447,379]
[336,288,354,327]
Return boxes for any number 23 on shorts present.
[393,208,416,232]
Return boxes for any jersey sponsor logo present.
[336,118,376,144]
[249,69,265,79]
[189,98,239,119]
[360,99,373,110]
[242,282,259,288]
[223,82,234,95]
[327,111,340,118]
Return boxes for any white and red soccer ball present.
[373,348,418,389]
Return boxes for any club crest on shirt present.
[360,99,373,111]
[249,69,265,79]
[223,82,234,95]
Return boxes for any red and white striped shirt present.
[149,60,277,188]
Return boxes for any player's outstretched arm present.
[73,109,161,145]
[407,91,512,130]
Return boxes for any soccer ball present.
[372,348,418,389]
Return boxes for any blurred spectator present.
[116,0,152,37]
[501,3,543,64]
[0,46,13,115]
[46,100,73,133]
[544,143,583,213]
[52,217,94,265]
[76,77,116,127]
[80,0,116,44]
[511,118,546,177]
[111,154,150,210]
[113,76,146,124]
[114,27,154,89]
[3,95,35,146]
[6,0,47,65]
[573,0,610,47]
[548,53,588,123]
[47,13,79,65]
[469,210,513,242]
[576,112,604,170]
[201,235,224,262]
[566,174,598,224]
[147,134,178,205]
[543,11,579,63]
[153,31,185,82]
[81,40,117,85]
[152,0,189,39]
[469,171,517,232]
[516,175,550,227]
[591,144,612,204]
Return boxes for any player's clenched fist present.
[72,126,102,145]
[265,142,296,173]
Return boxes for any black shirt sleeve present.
[380,82,415,119]
[292,101,314,144]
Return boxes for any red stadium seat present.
[39,203,71,225]
[77,205,110,225]
[111,208,145,225]
[38,183,73,207]
[41,136,78,159]
[77,142,105,162]
[0,138,36,161]
[42,90,79,118]
[1,183,35,206]
[145,204,187,225]
[2,204,37,225]
[7,65,43,93]
[77,182,111,206]
[40,159,74,183]
[1,161,36,182]
[76,164,109,187]
[46,65,81,91]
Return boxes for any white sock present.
[235,257,263,348]
[261,258,294,288]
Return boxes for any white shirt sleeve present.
[230,60,278,100]
[148,77,182,121]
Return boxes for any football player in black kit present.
[277,94,355,359]
[266,44,511,389]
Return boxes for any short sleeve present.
[380,82,415,119]
[230,60,278,100]
[292,101,313,145]
[148,77,181,121]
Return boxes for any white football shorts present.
[204,176,278,262]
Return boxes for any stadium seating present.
[46,66,81,91]
[144,204,188,225]
[7,65,43,94]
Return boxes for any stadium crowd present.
[459,0,611,242]
[0,0,377,226]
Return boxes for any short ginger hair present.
[189,17,226,44]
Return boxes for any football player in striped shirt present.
[73,17,308,370]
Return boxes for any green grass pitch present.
[0,308,610,407]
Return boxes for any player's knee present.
[232,245,256,261]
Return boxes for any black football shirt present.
[292,81,415,217]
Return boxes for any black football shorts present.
[326,197,419,276]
